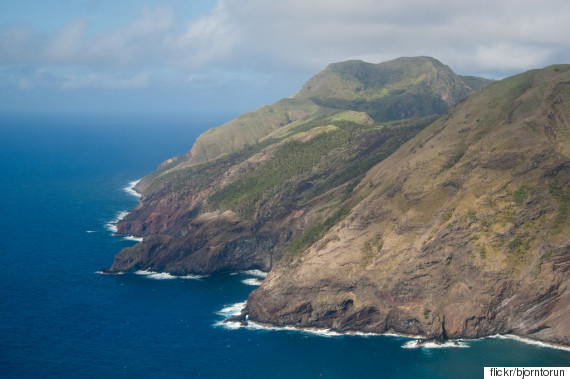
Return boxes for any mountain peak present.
[187,57,491,166]
[293,56,490,121]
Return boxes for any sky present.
[1,0,569,114]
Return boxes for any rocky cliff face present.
[108,56,486,275]
[244,65,570,346]
[105,57,569,345]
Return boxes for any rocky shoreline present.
[106,59,570,347]
[222,301,570,351]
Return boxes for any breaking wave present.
[241,278,263,286]
[122,235,143,242]
[135,270,205,280]
[242,270,268,278]
[124,179,141,198]
[216,301,247,318]
[214,301,364,337]
[489,334,570,352]
[95,270,125,275]
[104,210,129,234]
[401,340,470,349]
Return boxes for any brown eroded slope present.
[245,65,570,345]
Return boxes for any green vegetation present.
[513,184,536,206]
[188,57,491,166]
[508,234,532,256]
[423,308,432,319]
[439,149,465,174]
[361,234,384,265]
[209,116,434,219]
[375,235,384,252]
[549,181,570,232]
[327,110,374,124]
[441,208,455,223]
[298,57,491,122]
[209,120,360,218]
[304,116,437,201]
[540,251,556,262]
[285,207,350,259]
[189,98,321,164]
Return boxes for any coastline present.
[123,179,142,198]
[216,299,570,352]
[108,178,570,353]
[103,179,143,238]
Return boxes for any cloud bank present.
[1,0,569,111]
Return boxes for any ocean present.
[0,112,568,378]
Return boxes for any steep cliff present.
[108,56,487,275]
[244,64,570,346]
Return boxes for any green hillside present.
[185,56,491,165]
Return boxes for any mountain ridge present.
[185,56,489,165]
[244,64,570,345]
[110,57,484,276]
[104,57,569,345]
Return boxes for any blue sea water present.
[0,112,568,378]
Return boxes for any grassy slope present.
[184,57,491,165]
[206,115,437,220]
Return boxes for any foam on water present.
[213,302,472,342]
[242,278,263,286]
[216,301,247,317]
[135,269,204,280]
[124,179,142,198]
[179,274,206,280]
[402,340,470,349]
[214,301,356,338]
[123,235,143,242]
[242,269,268,278]
[489,334,570,352]
[239,320,344,338]
[135,270,177,280]
[105,210,130,234]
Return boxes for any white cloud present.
[86,6,174,66]
[44,19,88,63]
[163,2,239,69]
[0,24,44,64]
[0,5,174,67]
[216,0,570,76]
[60,71,150,90]
[1,0,570,99]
